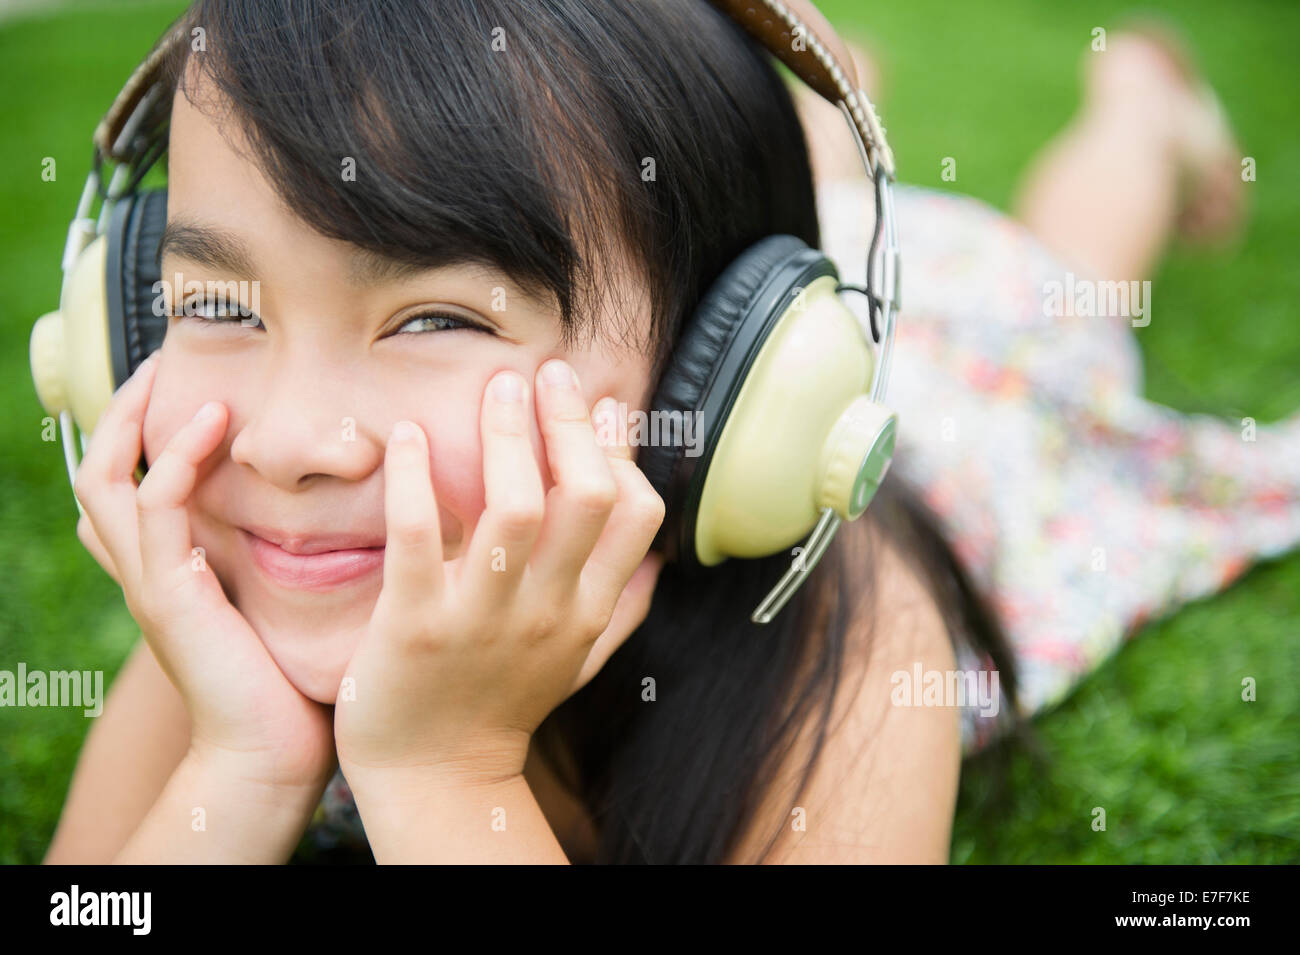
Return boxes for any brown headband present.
[709,0,893,175]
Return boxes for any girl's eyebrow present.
[159,216,420,285]
[158,218,258,278]
[159,217,551,308]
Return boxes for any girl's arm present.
[43,636,192,864]
[44,635,328,865]
[112,741,328,865]
[727,525,963,864]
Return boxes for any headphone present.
[29,0,902,625]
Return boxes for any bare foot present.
[1084,25,1247,245]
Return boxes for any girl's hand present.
[334,359,665,785]
[73,352,336,793]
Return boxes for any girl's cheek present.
[571,355,654,423]
[140,370,184,468]
[414,407,491,524]
[140,360,231,468]
[413,389,548,533]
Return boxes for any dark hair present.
[160,0,1029,863]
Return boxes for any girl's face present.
[145,71,657,704]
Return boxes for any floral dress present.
[817,179,1300,755]
[292,179,1300,860]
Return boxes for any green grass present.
[1,0,1297,864]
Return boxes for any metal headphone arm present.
[750,103,901,626]
[702,0,901,623]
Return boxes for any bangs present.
[163,0,649,353]
[155,0,822,380]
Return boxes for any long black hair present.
[158,0,1029,863]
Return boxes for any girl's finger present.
[529,360,618,584]
[571,550,663,695]
[579,398,667,610]
[380,420,444,607]
[591,396,633,462]
[72,351,162,584]
[136,401,230,587]
[464,370,544,601]
[77,511,122,586]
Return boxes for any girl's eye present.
[172,301,488,336]
[177,297,264,330]
[392,311,489,335]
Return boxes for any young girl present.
[44,1,1288,865]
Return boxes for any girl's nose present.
[228,359,386,491]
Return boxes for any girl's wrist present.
[340,760,523,802]
[186,734,337,797]
[336,727,531,796]
[113,746,330,864]
[341,764,533,864]
[188,732,340,800]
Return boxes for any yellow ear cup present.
[29,233,117,438]
[817,395,896,520]
[693,274,897,565]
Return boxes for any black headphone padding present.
[106,188,170,390]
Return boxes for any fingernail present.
[493,372,524,402]
[543,359,578,389]
[194,401,220,422]
[131,352,159,377]
[391,420,419,442]
[592,399,616,447]
[593,396,616,431]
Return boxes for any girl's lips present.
[240,528,384,591]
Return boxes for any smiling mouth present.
[239,522,386,554]
[239,528,385,592]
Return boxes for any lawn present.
[1,0,1296,864]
